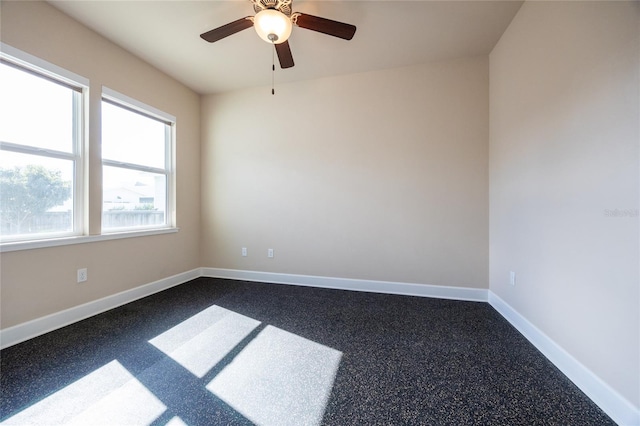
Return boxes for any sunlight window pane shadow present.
[165,416,188,426]
[206,325,342,426]
[149,305,261,378]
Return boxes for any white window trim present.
[0,227,179,253]
[0,43,88,244]
[1,43,89,88]
[102,87,175,124]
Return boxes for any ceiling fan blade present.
[200,17,254,43]
[275,41,295,69]
[293,13,356,40]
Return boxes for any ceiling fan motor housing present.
[252,0,292,16]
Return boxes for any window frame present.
[0,44,88,244]
[100,87,176,233]
[0,44,179,253]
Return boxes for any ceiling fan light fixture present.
[254,8,292,44]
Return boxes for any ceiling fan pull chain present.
[272,46,276,95]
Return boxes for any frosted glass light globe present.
[254,9,292,44]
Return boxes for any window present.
[0,52,86,243]
[101,88,174,232]
[0,44,177,252]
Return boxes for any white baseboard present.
[1,267,484,350]
[2,267,636,425]
[489,292,640,426]
[0,268,202,350]
[201,267,489,302]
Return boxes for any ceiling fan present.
[200,0,356,69]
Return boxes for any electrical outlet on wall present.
[267,248,274,258]
[242,247,247,257]
[77,268,88,283]
[509,271,516,286]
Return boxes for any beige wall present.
[1,0,637,416]
[201,57,489,289]
[0,1,201,328]
[490,1,639,407]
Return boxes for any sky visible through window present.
[101,101,165,169]
[0,62,167,183]
[0,62,73,154]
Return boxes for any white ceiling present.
[49,0,523,95]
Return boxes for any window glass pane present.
[102,166,166,230]
[102,101,166,169]
[0,151,74,238]
[0,62,74,153]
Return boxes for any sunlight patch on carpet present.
[149,305,261,378]
[206,325,342,426]
[165,416,188,426]
[1,360,166,425]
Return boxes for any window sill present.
[0,227,179,253]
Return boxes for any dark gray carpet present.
[0,277,614,425]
